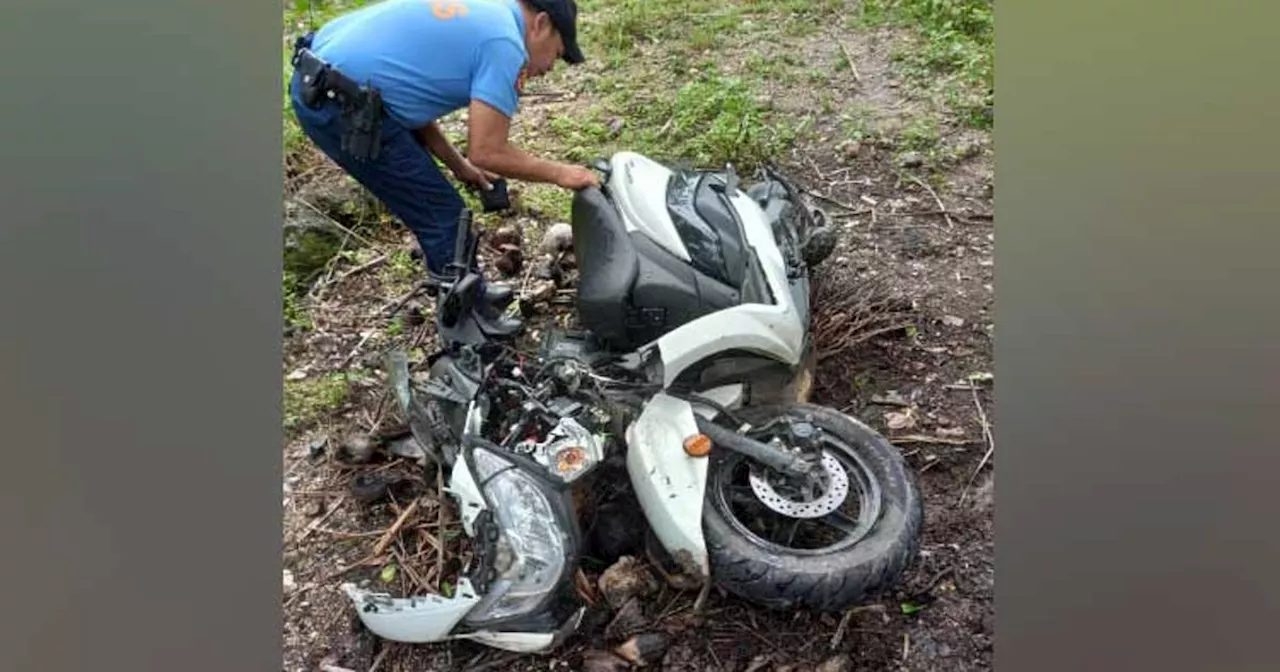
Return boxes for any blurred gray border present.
[999,1,1280,669]
[2,0,1279,670]
[0,0,282,669]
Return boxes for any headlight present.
[464,449,568,624]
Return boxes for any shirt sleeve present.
[470,38,526,118]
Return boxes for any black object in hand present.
[479,178,511,213]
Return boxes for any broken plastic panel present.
[520,417,606,485]
[341,579,482,644]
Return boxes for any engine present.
[484,353,620,483]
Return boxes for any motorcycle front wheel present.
[702,403,924,611]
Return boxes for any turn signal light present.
[683,433,712,457]
[555,445,589,474]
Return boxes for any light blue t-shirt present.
[310,0,529,129]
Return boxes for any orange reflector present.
[683,433,712,457]
[556,446,588,473]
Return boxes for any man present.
[288,0,599,333]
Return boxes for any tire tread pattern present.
[702,403,925,612]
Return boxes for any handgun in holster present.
[340,87,383,163]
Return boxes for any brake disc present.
[748,451,849,519]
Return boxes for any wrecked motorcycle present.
[342,151,924,652]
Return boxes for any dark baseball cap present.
[526,0,585,65]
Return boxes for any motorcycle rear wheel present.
[702,403,923,611]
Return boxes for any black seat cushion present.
[570,187,639,345]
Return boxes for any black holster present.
[291,34,383,162]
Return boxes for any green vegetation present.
[519,183,575,222]
[661,75,795,167]
[899,114,942,153]
[283,269,311,330]
[383,247,418,293]
[857,0,994,128]
[284,373,352,429]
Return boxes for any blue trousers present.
[289,69,463,275]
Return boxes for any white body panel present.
[608,151,691,261]
[624,386,744,574]
[654,186,805,384]
[342,580,581,653]
[446,450,487,536]
[460,607,585,652]
[624,392,710,577]
[341,579,481,644]
[606,153,807,386]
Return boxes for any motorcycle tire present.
[702,402,923,612]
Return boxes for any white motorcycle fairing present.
[623,385,745,579]
[604,152,808,387]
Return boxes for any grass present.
[283,269,311,330]
[519,183,575,222]
[284,373,352,430]
[856,0,994,128]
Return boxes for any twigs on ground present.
[804,188,870,215]
[839,42,861,83]
[319,554,382,583]
[333,254,388,285]
[810,276,913,355]
[809,272,914,405]
[367,646,391,672]
[379,280,426,317]
[297,493,348,544]
[435,468,447,592]
[339,331,375,369]
[373,496,421,557]
[466,653,524,672]
[959,387,995,503]
[899,171,955,229]
[298,198,377,247]
[909,566,956,602]
[891,434,977,446]
[830,608,855,649]
[705,640,725,671]
[393,537,429,594]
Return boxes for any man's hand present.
[468,99,600,191]
[452,159,500,191]
[554,165,601,190]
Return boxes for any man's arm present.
[465,99,577,185]
[413,122,467,173]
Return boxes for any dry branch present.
[891,434,978,446]
[372,497,421,557]
[296,493,348,544]
[960,387,995,503]
[900,171,955,229]
[839,42,861,83]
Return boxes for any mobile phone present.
[479,178,511,213]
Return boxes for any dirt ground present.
[282,9,993,672]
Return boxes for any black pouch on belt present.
[293,48,330,110]
[340,86,383,163]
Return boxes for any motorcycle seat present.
[570,186,640,346]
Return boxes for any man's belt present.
[291,33,383,162]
